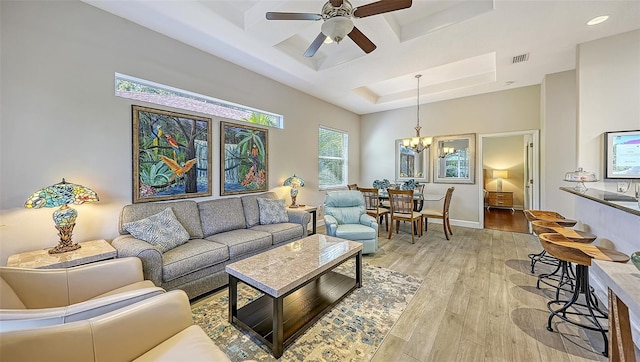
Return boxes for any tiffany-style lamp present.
[24,179,99,254]
[283,174,305,208]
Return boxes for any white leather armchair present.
[0,290,233,361]
[0,257,165,332]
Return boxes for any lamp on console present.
[283,174,305,208]
[24,179,99,254]
[493,170,509,192]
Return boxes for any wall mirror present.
[433,133,476,184]
[395,139,429,183]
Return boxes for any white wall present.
[577,30,640,186]
[0,1,360,264]
[540,70,578,218]
[572,30,640,353]
[570,30,640,253]
[361,86,540,226]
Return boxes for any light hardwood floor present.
[367,222,608,362]
[192,222,609,361]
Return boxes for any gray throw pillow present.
[257,198,289,225]
[123,207,190,252]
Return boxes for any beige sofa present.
[0,290,233,362]
[0,257,164,332]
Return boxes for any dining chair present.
[420,187,454,240]
[357,187,389,235]
[387,189,422,244]
[347,183,358,190]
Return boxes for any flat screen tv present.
[605,130,640,179]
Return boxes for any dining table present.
[378,190,445,212]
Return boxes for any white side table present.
[6,239,116,269]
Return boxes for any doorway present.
[478,130,539,233]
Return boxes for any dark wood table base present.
[228,252,362,358]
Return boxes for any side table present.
[487,191,514,212]
[6,239,116,269]
[292,205,317,235]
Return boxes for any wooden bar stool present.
[539,233,629,357]
[533,221,596,299]
[525,210,577,273]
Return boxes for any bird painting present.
[152,124,163,154]
[165,133,180,160]
[160,155,197,181]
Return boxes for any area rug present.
[192,261,423,361]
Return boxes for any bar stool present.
[532,220,596,299]
[524,210,577,273]
[539,233,629,357]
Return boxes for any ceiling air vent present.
[512,53,530,64]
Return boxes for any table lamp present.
[283,174,305,208]
[24,179,99,254]
[493,170,509,192]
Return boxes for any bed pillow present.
[123,207,190,252]
[257,198,289,225]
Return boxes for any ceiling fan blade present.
[330,0,344,6]
[266,12,322,21]
[348,26,377,54]
[304,32,327,57]
[353,0,412,18]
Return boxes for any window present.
[115,73,283,128]
[319,127,348,188]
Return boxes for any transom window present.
[115,73,283,128]
[319,127,348,189]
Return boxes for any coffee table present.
[225,234,363,358]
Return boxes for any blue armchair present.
[323,190,378,254]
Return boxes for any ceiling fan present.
[266,0,412,57]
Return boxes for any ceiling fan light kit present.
[266,0,412,57]
[321,16,354,43]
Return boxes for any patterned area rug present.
[192,261,423,361]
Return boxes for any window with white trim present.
[319,127,348,188]
[115,73,283,128]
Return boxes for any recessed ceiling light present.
[587,15,609,26]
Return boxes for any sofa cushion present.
[161,239,229,282]
[123,208,190,253]
[250,223,304,245]
[198,198,246,237]
[335,224,376,241]
[205,229,272,259]
[241,192,278,228]
[257,198,288,225]
[119,201,204,239]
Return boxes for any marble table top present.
[6,239,116,269]
[226,234,362,298]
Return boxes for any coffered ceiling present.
[84,0,640,115]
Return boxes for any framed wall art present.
[132,105,212,203]
[604,129,640,179]
[220,121,268,195]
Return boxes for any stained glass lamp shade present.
[24,179,99,254]
[283,175,305,208]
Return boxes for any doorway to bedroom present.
[479,130,539,233]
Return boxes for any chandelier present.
[402,74,432,153]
